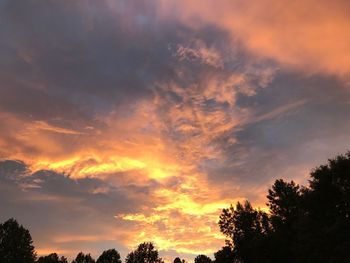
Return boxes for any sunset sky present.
[1,0,350,261]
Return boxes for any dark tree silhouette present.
[295,152,350,263]
[308,152,350,221]
[265,179,302,263]
[219,201,270,262]
[0,218,36,263]
[219,151,350,263]
[267,179,301,227]
[37,253,67,263]
[172,257,187,263]
[194,255,211,263]
[125,242,163,263]
[72,252,95,263]
[213,246,235,263]
[97,249,121,263]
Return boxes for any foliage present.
[72,252,95,263]
[37,253,68,263]
[125,242,163,263]
[213,246,235,263]
[0,218,36,263]
[219,201,270,262]
[218,151,350,263]
[173,257,187,263]
[97,249,121,263]
[267,179,301,227]
[194,255,211,263]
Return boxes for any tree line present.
[1,151,350,263]
[0,218,216,263]
[218,151,350,262]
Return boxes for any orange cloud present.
[158,0,350,76]
[30,121,84,135]
[0,54,274,258]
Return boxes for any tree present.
[0,218,36,263]
[173,257,186,263]
[267,179,301,227]
[218,151,350,263]
[213,246,235,263]
[194,255,211,263]
[72,252,95,263]
[308,152,350,222]
[125,242,163,263]
[37,253,68,263]
[265,180,302,263]
[97,249,121,263]
[219,201,270,262]
[296,152,350,263]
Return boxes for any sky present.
[1,0,350,261]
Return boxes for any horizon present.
[1,0,350,262]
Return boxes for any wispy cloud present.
[31,121,84,135]
[247,99,307,124]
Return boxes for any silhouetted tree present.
[218,151,350,263]
[219,201,270,262]
[125,242,163,263]
[265,179,302,263]
[267,179,301,227]
[72,252,95,263]
[97,249,121,263]
[308,152,350,221]
[172,257,187,263]
[213,246,235,263]
[295,152,350,263]
[0,218,36,263]
[194,255,211,263]
[37,253,67,263]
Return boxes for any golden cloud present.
[158,0,350,76]
[0,26,277,258]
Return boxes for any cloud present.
[0,160,155,259]
[158,0,350,76]
[174,40,224,68]
[31,121,84,135]
[205,72,350,189]
[1,1,350,262]
[247,99,307,124]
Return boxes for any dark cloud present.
[0,160,154,259]
[205,72,350,193]
[0,0,172,114]
[0,0,243,146]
